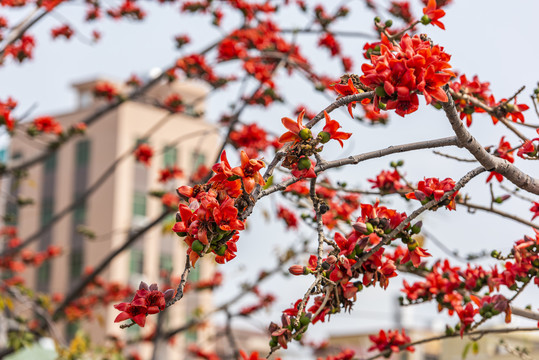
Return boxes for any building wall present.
[5,79,220,359]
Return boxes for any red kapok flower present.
[232,150,265,194]
[319,111,352,147]
[134,143,153,166]
[422,0,446,30]
[279,109,309,144]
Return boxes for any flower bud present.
[164,288,174,302]
[420,14,431,25]
[149,283,158,291]
[407,240,418,252]
[139,281,149,291]
[318,131,331,143]
[216,245,227,256]
[299,128,312,140]
[378,102,386,110]
[288,265,306,276]
[299,314,311,327]
[326,255,337,265]
[191,240,204,253]
[353,221,368,234]
[297,157,311,170]
[411,221,422,234]
[414,190,427,201]
[385,19,392,27]
[374,16,381,23]
[365,222,374,234]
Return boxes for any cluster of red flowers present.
[174,34,190,49]
[402,230,539,335]
[114,281,173,327]
[360,33,454,117]
[125,74,142,87]
[176,54,228,88]
[486,137,514,183]
[1,243,61,274]
[405,177,458,210]
[51,24,74,40]
[0,97,17,131]
[183,271,223,292]
[93,81,119,101]
[57,274,133,321]
[134,143,154,166]
[173,150,265,265]
[158,166,183,183]
[106,0,146,20]
[450,74,529,126]
[368,329,414,353]
[368,169,407,194]
[389,1,413,24]
[4,34,35,63]
[229,123,277,157]
[31,116,63,135]
[276,205,299,229]
[517,129,539,159]
[239,286,276,316]
[279,110,352,179]
[163,93,184,113]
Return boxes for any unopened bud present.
[385,19,393,27]
[191,240,204,253]
[298,157,311,170]
[139,281,149,291]
[414,190,427,201]
[318,131,331,144]
[164,289,174,302]
[299,128,312,140]
[149,283,158,291]
[353,221,368,234]
[288,265,306,276]
[326,255,337,265]
[378,102,386,110]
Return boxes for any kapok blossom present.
[405,177,458,210]
[134,143,153,166]
[32,116,63,135]
[114,282,173,327]
[279,109,308,144]
[422,0,446,29]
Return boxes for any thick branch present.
[442,87,539,194]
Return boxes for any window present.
[70,250,83,281]
[73,204,86,224]
[192,152,205,171]
[159,254,173,274]
[44,153,57,173]
[129,249,144,275]
[76,140,90,167]
[11,151,22,161]
[163,145,177,168]
[65,322,79,341]
[4,200,18,226]
[40,197,54,226]
[36,262,50,291]
[132,191,146,217]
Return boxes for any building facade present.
[4,77,220,359]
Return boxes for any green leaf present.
[462,342,471,359]
[263,175,273,190]
[472,341,479,355]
